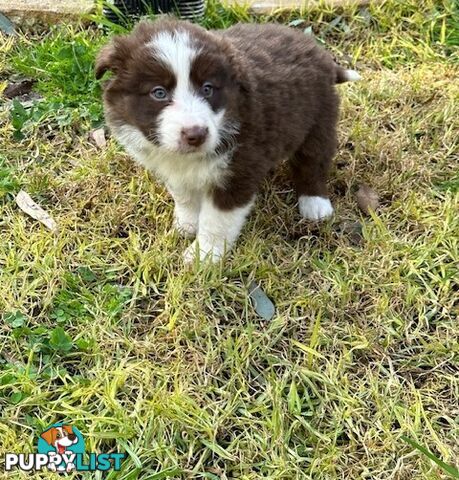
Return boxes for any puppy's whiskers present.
[146,131,160,145]
[214,120,240,156]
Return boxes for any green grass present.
[0,0,458,478]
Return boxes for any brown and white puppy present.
[96,19,359,262]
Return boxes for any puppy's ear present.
[41,428,57,445]
[95,22,156,80]
[62,425,73,435]
[95,35,133,80]
[95,42,116,80]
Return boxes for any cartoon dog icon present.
[40,425,78,471]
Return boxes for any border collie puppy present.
[96,19,359,262]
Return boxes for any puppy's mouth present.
[176,144,204,154]
[149,138,205,155]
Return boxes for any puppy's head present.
[96,19,246,155]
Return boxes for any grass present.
[0,0,458,478]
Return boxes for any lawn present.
[0,0,458,478]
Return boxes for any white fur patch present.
[150,30,198,82]
[344,69,361,82]
[112,124,230,193]
[148,30,225,154]
[184,197,254,263]
[298,196,334,221]
[167,184,201,237]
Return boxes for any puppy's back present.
[218,23,338,86]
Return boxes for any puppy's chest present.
[113,124,231,192]
[144,150,230,192]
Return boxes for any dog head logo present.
[37,423,85,471]
[40,425,79,455]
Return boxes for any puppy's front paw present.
[173,207,198,238]
[183,240,224,264]
[173,215,198,238]
[299,196,334,221]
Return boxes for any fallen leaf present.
[15,190,58,232]
[288,19,305,27]
[248,281,275,321]
[0,13,16,36]
[356,184,379,215]
[358,7,373,25]
[89,128,107,149]
[341,22,351,34]
[3,79,35,99]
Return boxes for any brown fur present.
[40,425,75,446]
[96,19,348,210]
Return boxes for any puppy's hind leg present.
[289,122,336,221]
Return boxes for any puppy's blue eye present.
[151,87,168,101]
[201,83,213,98]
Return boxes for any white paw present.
[173,216,197,238]
[173,209,198,238]
[299,196,334,221]
[183,240,224,264]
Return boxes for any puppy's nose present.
[68,433,76,441]
[181,126,208,147]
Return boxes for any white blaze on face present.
[149,30,225,153]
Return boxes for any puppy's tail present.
[335,66,361,84]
